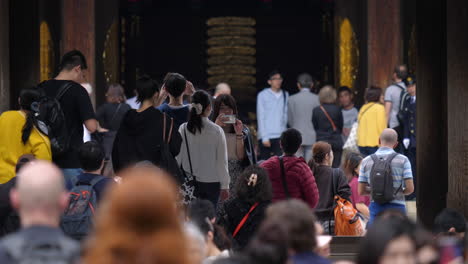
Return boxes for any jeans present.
[62,168,83,190]
[359,146,379,157]
[296,145,312,162]
[368,202,406,227]
[196,181,221,209]
[258,138,282,161]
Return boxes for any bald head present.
[380,128,398,146]
[15,161,66,212]
[214,83,231,97]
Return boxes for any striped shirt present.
[358,147,413,205]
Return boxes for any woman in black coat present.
[312,85,344,168]
[217,166,272,250]
[112,76,182,180]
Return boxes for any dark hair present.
[136,75,160,104]
[357,216,417,264]
[105,84,126,104]
[212,94,238,122]
[187,199,216,221]
[187,90,211,134]
[433,208,467,234]
[213,224,232,251]
[297,73,313,88]
[280,128,302,155]
[245,218,289,264]
[212,255,250,264]
[268,70,282,80]
[59,50,88,71]
[394,64,408,80]
[19,89,42,144]
[308,141,332,173]
[338,86,352,95]
[365,86,382,102]
[164,72,186,98]
[79,141,105,171]
[235,166,272,204]
[15,154,36,173]
[343,152,363,182]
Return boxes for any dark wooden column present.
[446,0,468,217]
[416,0,448,228]
[0,0,9,112]
[366,0,402,88]
[62,0,95,104]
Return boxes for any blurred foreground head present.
[84,166,190,264]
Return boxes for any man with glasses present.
[257,70,289,160]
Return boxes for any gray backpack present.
[369,153,401,204]
[60,176,104,240]
[1,232,80,264]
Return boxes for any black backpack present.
[36,82,73,158]
[395,84,409,124]
[369,153,401,204]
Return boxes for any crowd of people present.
[0,49,465,264]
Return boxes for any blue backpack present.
[60,176,105,240]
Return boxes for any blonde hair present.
[83,167,191,264]
[318,85,337,104]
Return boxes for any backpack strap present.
[232,202,259,238]
[320,105,337,132]
[89,175,106,187]
[278,156,291,198]
[55,82,73,100]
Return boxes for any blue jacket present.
[292,251,332,264]
[256,88,288,142]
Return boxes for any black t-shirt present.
[96,103,131,131]
[40,80,96,168]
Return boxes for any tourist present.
[212,94,256,190]
[338,86,358,142]
[357,86,387,156]
[358,129,414,226]
[343,152,369,218]
[308,141,351,235]
[0,161,80,262]
[38,50,99,181]
[312,85,343,167]
[433,208,466,239]
[84,166,190,264]
[257,70,288,160]
[0,89,51,183]
[112,75,182,178]
[287,73,320,162]
[217,166,272,249]
[260,129,319,209]
[177,90,230,206]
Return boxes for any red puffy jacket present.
[260,156,319,208]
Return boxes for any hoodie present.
[112,107,182,172]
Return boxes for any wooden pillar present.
[62,0,95,104]
[366,0,402,88]
[416,0,447,228]
[446,0,468,217]
[0,0,9,113]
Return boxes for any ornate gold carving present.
[207,17,256,27]
[103,20,119,84]
[338,18,359,89]
[40,21,54,82]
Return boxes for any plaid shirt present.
[358,147,413,205]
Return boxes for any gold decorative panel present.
[206,17,256,100]
[103,20,119,84]
[40,21,54,82]
[338,18,359,89]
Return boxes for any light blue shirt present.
[358,147,413,205]
[256,88,288,142]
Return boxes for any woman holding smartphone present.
[212,94,256,190]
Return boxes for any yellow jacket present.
[0,111,51,183]
[357,103,387,147]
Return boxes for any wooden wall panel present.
[367,0,402,89]
[0,0,9,112]
[62,0,95,104]
[446,0,468,217]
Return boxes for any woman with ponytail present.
[177,90,230,207]
[0,89,51,183]
[308,141,350,235]
[217,165,272,250]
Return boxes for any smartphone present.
[223,115,236,124]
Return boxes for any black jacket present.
[314,166,351,220]
[112,108,182,173]
[312,104,344,149]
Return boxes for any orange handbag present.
[333,195,365,236]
